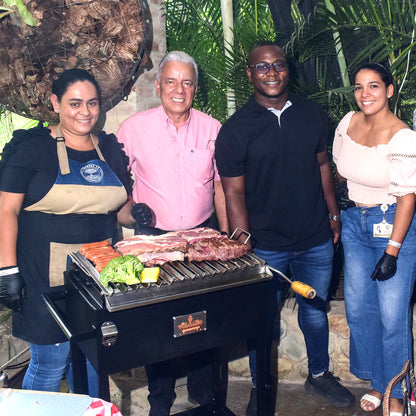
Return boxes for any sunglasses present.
[248,62,288,74]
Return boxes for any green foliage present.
[164,0,416,127]
[288,0,416,126]
[0,0,36,25]
[0,106,39,155]
[0,6,13,20]
[165,0,276,123]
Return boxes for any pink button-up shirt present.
[117,105,221,231]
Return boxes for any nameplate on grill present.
[173,310,207,337]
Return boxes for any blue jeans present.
[249,238,333,385]
[22,342,99,397]
[341,204,416,398]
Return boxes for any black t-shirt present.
[215,94,332,251]
[0,126,132,204]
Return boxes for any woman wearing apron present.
[0,69,132,395]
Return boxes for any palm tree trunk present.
[220,0,236,116]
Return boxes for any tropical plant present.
[0,0,36,25]
[287,0,416,126]
[0,105,39,154]
[164,0,276,123]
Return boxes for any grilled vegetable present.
[140,267,160,283]
[100,255,144,287]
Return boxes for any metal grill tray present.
[69,252,273,312]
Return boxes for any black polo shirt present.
[215,93,332,251]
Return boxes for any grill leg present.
[98,371,110,401]
[71,340,88,395]
[70,340,110,400]
[255,338,271,416]
[213,347,228,405]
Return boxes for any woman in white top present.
[333,62,416,415]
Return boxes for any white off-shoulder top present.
[333,111,416,205]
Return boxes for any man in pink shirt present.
[117,51,228,234]
[116,51,228,416]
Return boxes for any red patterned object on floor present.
[82,399,123,416]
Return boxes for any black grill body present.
[43,254,274,415]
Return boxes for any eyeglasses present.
[248,62,288,74]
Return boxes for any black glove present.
[370,252,397,281]
[131,203,156,228]
[0,266,26,312]
[335,181,355,210]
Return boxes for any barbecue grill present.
[43,251,274,415]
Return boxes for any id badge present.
[373,204,393,238]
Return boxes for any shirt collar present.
[267,100,292,126]
[161,105,192,130]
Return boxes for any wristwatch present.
[329,214,341,221]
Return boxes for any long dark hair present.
[52,68,101,104]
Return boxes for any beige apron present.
[24,130,127,286]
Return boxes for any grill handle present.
[41,292,73,340]
[66,271,103,312]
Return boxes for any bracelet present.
[0,266,19,276]
[388,239,402,249]
[329,214,341,221]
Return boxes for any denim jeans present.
[22,342,99,397]
[249,238,333,385]
[341,204,416,398]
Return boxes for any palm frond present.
[288,0,416,125]
[165,0,275,122]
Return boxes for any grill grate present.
[68,251,273,312]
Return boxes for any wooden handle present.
[290,281,316,299]
[266,265,317,299]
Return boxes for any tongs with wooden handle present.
[268,266,316,299]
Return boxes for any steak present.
[115,227,221,256]
[174,227,221,242]
[186,237,249,262]
[114,227,248,266]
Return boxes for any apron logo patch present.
[81,163,104,183]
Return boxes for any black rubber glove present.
[370,252,397,281]
[131,203,156,228]
[335,181,355,210]
[0,266,26,312]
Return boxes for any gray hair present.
[157,51,198,85]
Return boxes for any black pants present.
[138,214,221,415]
[145,351,214,415]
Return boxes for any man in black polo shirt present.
[215,41,355,415]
